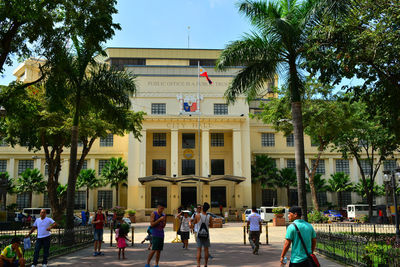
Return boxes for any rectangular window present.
[261,133,275,147]
[342,191,352,206]
[289,189,298,206]
[286,134,294,147]
[211,187,226,207]
[18,160,34,175]
[100,134,113,147]
[152,159,167,175]
[151,103,166,115]
[317,192,328,207]
[153,133,167,147]
[182,133,195,149]
[98,160,110,175]
[214,104,228,115]
[74,191,86,210]
[97,190,113,210]
[360,159,372,175]
[211,159,224,175]
[189,59,216,66]
[0,160,6,173]
[311,159,325,174]
[262,189,277,206]
[151,187,167,208]
[336,159,350,174]
[384,160,397,172]
[211,133,224,147]
[43,193,49,208]
[44,164,48,176]
[82,160,88,170]
[17,193,30,209]
[182,159,195,175]
[287,159,296,170]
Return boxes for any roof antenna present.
[187,26,191,48]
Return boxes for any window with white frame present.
[261,133,275,147]
[151,103,166,115]
[342,191,352,206]
[286,134,294,147]
[17,193,30,209]
[0,160,6,173]
[98,160,110,175]
[152,159,167,175]
[262,189,277,206]
[384,160,397,172]
[100,134,113,147]
[211,133,224,147]
[18,160,34,175]
[287,159,296,170]
[360,159,372,175]
[153,133,167,147]
[43,193,49,207]
[317,192,328,207]
[311,159,325,174]
[74,191,86,210]
[336,159,350,174]
[214,104,228,115]
[97,190,113,210]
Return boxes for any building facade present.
[4,48,397,220]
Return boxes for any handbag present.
[292,223,320,267]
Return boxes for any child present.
[115,223,131,260]
[140,226,152,250]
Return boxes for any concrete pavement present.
[47,222,345,267]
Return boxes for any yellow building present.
[4,48,396,220]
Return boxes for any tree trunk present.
[292,102,308,220]
[338,191,343,211]
[310,181,320,211]
[115,185,119,207]
[286,185,291,206]
[86,187,89,211]
[29,192,32,208]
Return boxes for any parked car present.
[207,212,225,224]
[324,210,344,222]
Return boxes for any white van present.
[260,206,289,222]
[244,208,261,221]
[22,208,52,218]
[347,204,376,221]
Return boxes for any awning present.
[138,175,246,185]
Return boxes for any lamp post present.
[383,168,400,245]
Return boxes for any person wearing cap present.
[0,237,25,267]
[280,206,317,266]
[179,210,191,249]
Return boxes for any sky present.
[0,0,361,89]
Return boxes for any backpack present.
[197,214,209,239]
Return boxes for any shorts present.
[196,236,210,248]
[152,236,164,251]
[180,231,190,241]
[289,259,310,267]
[2,259,19,267]
[94,228,104,241]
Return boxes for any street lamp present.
[383,168,400,245]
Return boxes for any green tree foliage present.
[251,154,277,189]
[0,172,16,195]
[15,168,46,208]
[275,168,297,206]
[354,179,382,200]
[77,169,102,211]
[216,0,345,219]
[101,157,128,207]
[327,172,353,209]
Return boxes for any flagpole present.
[197,61,201,204]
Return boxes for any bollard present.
[265,223,269,245]
[243,225,246,245]
[132,226,135,247]
[58,228,61,246]
[110,223,113,247]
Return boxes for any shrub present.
[308,210,329,223]
[127,210,136,215]
[272,208,285,214]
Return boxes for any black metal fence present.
[313,223,396,236]
[0,226,93,265]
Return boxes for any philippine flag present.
[199,66,213,85]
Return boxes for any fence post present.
[243,225,246,245]
[58,228,61,246]
[110,223,113,247]
[265,223,269,245]
[329,225,331,236]
[351,224,353,235]
[131,226,134,247]
[373,224,376,241]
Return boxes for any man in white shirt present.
[247,207,262,255]
[26,209,56,267]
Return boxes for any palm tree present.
[101,157,128,206]
[77,169,102,211]
[251,154,278,189]
[216,0,344,219]
[15,168,46,208]
[327,172,353,210]
[275,168,297,206]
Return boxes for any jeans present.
[33,236,51,265]
[249,231,260,251]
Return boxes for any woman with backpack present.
[192,202,212,267]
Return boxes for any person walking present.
[280,206,317,266]
[247,207,262,255]
[26,209,57,267]
[0,237,26,267]
[93,206,107,256]
[192,202,212,267]
[179,210,191,249]
[145,203,166,267]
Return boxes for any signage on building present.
[177,94,203,115]
[183,149,195,159]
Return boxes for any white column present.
[34,158,41,170]
[328,158,334,176]
[8,158,15,178]
[139,130,147,177]
[352,158,359,182]
[233,129,242,176]
[201,130,210,177]
[171,129,178,177]
[88,158,96,211]
[279,158,285,170]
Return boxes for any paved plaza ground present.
[48,222,345,266]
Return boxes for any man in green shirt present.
[0,237,26,267]
[280,206,317,266]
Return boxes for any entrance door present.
[181,187,197,208]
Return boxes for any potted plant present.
[111,206,125,220]
[127,209,136,223]
[272,207,286,226]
